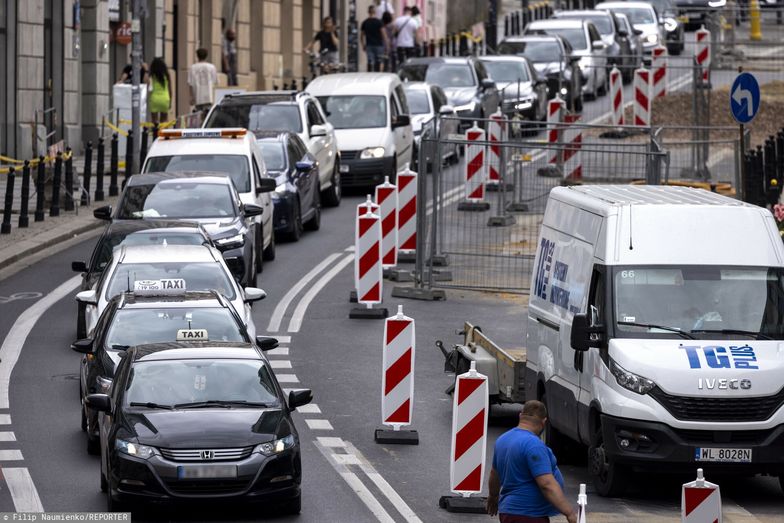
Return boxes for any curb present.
[0,219,104,272]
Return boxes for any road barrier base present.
[438,495,487,513]
[457,201,491,212]
[423,269,453,282]
[397,251,416,264]
[486,182,514,192]
[374,427,419,445]
[505,202,530,212]
[349,291,357,303]
[427,254,450,267]
[385,268,414,282]
[349,306,389,319]
[391,286,446,301]
[487,215,516,227]
[536,166,562,178]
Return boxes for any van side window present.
[588,267,606,326]
[430,87,443,113]
[307,102,325,128]
[390,95,400,121]
[252,156,264,187]
[588,24,601,43]
[394,85,410,115]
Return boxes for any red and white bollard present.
[375,178,397,268]
[357,194,379,217]
[609,66,624,127]
[681,468,721,522]
[652,45,668,99]
[396,165,417,263]
[458,122,491,211]
[374,304,418,444]
[577,483,588,523]
[486,110,505,188]
[547,97,567,165]
[633,67,652,127]
[695,26,711,84]
[439,361,489,512]
[350,205,388,319]
[563,113,582,182]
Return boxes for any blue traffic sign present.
[730,72,760,124]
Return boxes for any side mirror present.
[85,393,112,413]
[569,55,581,63]
[592,41,606,51]
[288,389,313,410]
[481,78,496,90]
[255,178,277,194]
[255,336,279,351]
[617,30,628,37]
[439,105,455,115]
[72,261,88,273]
[295,160,315,172]
[71,338,94,354]
[392,114,411,128]
[93,205,112,221]
[244,287,267,303]
[243,203,264,217]
[310,124,328,137]
[570,313,603,352]
[634,29,643,36]
[75,290,98,306]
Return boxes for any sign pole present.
[130,0,142,177]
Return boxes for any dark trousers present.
[499,514,550,523]
[397,46,416,65]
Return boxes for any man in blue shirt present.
[486,400,577,523]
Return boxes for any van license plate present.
[695,447,751,463]
[177,465,237,479]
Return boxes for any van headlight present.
[255,434,296,456]
[609,359,656,395]
[360,147,385,159]
[116,439,156,459]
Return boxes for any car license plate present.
[339,164,350,173]
[695,447,751,463]
[177,465,238,479]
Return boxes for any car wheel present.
[322,160,342,207]
[77,303,86,340]
[255,227,263,274]
[80,402,87,432]
[262,226,276,261]
[304,190,321,231]
[589,421,629,497]
[281,493,302,515]
[87,432,101,455]
[100,471,107,493]
[286,201,303,242]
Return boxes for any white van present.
[304,73,413,188]
[526,185,784,496]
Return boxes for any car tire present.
[255,227,263,274]
[262,227,276,261]
[80,403,87,432]
[100,472,108,493]
[87,433,101,456]
[285,201,303,242]
[322,160,342,207]
[107,490,127,513]
[77,303,86,340]
[589,421,629,497]
[281,493,302,515]
[304,190,321,231]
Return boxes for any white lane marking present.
[266,347,289,356]
[274,335,291,343]
[4,468,44,512]
[0,450,23,460]
[317,436,346,448]
[0,276,81,409]
[333,453,362,466]
[287,253,355,333]
[0,431,16,441]
[295,403,322,414]
[345,246,355,252]
[276,374,300,383]
[305,419,334,430]
[269,360,292,369]
[267,252,343,332]
[0,414,11,425]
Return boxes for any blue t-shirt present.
[492,428,565,517]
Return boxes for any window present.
[117,182,237,220]
[106,262,237,301]
[399,63,476,88]
[252,157,264,188]
[405,89,431,115]
[287,141,301,164]
[394,85,410,115]
[144,155,251,193]
[257,142,287,171]
[390,94,400,120]
[307,101,325,127]
[316,95,388,129]
[588,24,601,43]
[474,60,488,81]
[482,61,531,83]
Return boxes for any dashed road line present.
[266,346,289,356]
[276,374,300,383]
[3,468,43,512]
[269,360,292,369]
[0,450,23,461]
[304,419,334,431]
[0,432,16,442]
[295,403,321,414]
[0,415,10,425]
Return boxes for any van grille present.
[649,387,784,422]
[341,150,359,160]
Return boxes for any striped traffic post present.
[563,113,583,182]
[374,305,418,444]
[652,45,668,99]
[458,122,491,211]
[350,195,380,302]
[439,361,489,513]
[396,165,417,263]
[486,110,504,190]
[610,67,624,127]
[633,67,652,127]
[681,469,721,522]
[375,177,398,268]
[537,97,566,178]
[695,26,711,85]
[350,205,388,319]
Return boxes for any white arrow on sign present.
[732,83,754,118]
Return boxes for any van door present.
[392,85,413,170]
[577,266,607,445]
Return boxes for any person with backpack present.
[394,6,421,64]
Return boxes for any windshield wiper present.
[690,329,773,340]
[110,344,130,350]
[129,402,174,410]
[617,321,696,339]
[174,400,273,409]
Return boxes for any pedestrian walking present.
[486,400,578,523]
[361,5,388,72]
[305,17,340,73]
[394,6,421,64]
[188,48,218,120]
[117,54,148,84]
[147,57,172,125]
[222,28,238,86]
[382,11,396,72]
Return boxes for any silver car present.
[480,56,548,135]
[596,2,665,60]
[403,82,459,169]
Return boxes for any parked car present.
[524,19,609,100]
[497,35,583,112]
[479,56,548,134]
[639,0,686,54]
[596,2,665,60]
[614,13,644,78]
[255,131,321,242]
[551,10,640,82]
[398,57,501,131]
[402,82,459,170]
[671,0,711,28]
[204,91,342,207]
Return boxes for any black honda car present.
[86,342,312,513]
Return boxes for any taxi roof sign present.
[133,279,187,295]
[176,329,208,341]
[158,128,247,140]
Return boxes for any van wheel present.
[541,393,569,459]
[589,423,629,497]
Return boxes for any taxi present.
[75,244,265,338]
[86,343,311,513]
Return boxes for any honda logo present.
[200,450,214,460]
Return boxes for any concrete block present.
[238,50,250,75]
[238,0,251,20]
[65,125,81,150]
[263,29,281,53]
[264,1,280,24]
[294,6,302,30]
[17,90,44,122]
[64,93,80,125]
[64,60,80,92]
[17,57,43,90]
[237,22,250,49]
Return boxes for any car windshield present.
[646,0,673,15]
[404,89,431,114]
[90,231,208,273]
[482,61,530,83]
[613,266,784,339]
[125,359,278,407]
[528,27,587,50]
[610,7,655,25]
[117,183,236,219]
[498,40,563,62]
[558,14,612,35]
[106,262,236,301]
[399,63,476,88]
[258,142,287,171]
[144,155,250,193]
[316,95,387,129]
[205,103,302,133]
[106,308,247,348]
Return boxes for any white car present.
[75,244,264,338]
[596,2,665,59]
[402,82,459,169]
[142,128,276,267]
[203,91,342,207]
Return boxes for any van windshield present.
[613,266,784,339]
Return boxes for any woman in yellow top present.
[148,57,172,124]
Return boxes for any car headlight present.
[254,434,296,456]
[609,358,656,395]
[360,147,385,159]
[454,101,477,113]
[214,233,245,250]
[116,439,156,459]
[513,98,534,110]
[644,34,659,45]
